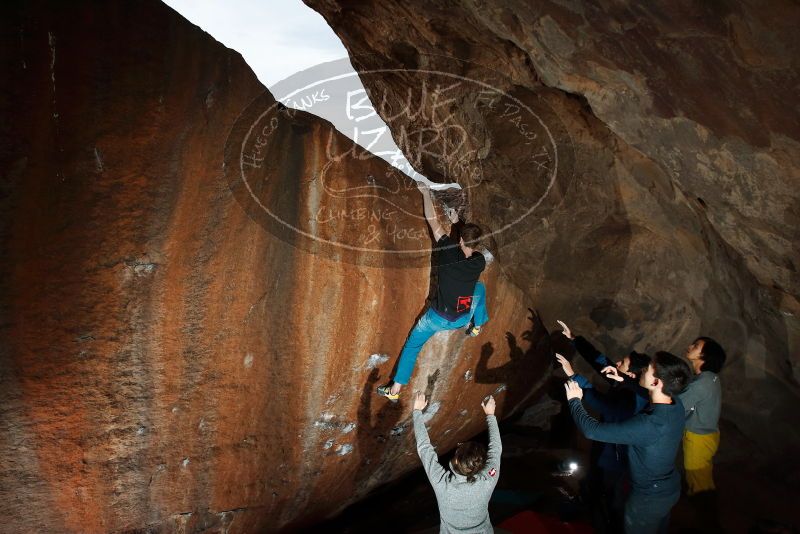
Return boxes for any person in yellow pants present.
[679,336,727,531]
[683,428,720,494]
[679,337,726,494]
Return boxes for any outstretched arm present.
[557,321,614,378]
[573,336,617,379]
[418,183,446,241]
[565,381,652,445]
[556,353,624,417]
[482,396,502,478]
[582,387,635,419]
[412,394,448,484]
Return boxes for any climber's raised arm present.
[417,182,446,241]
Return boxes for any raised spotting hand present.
[555,353,575,378]
[601,365,625,382]
[481,395,496,415]
[564,380,583,400]
[556,320,573,340]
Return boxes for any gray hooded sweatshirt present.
[678,371,722,434]
[412,410,502,533]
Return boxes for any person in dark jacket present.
[555,321,650,532]
[566,351,692,534]
[558,320,650,406]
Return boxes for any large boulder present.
[0,1,538,531]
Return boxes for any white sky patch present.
[162,0,346,87]
[163,0,459,190]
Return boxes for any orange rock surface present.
[0,1,541,531]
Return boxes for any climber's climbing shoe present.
[376,385,400,403]
[466,323,481,337]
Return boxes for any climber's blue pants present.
[394,282,488,385]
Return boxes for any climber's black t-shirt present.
[432,235,486,320]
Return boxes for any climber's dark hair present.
[452,441,487,483]
[695,336,727,374]
[653,351,692,397]
[460,224,483,247]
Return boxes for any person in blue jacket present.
[555,336,649,534]
[557,320,650,414]
[556,320,651,530]
[565,351,692,534]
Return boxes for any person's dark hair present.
[696,336,727,374]
[653,351,692,397]
[452,441,487,483]
[628,351,651,378]
[460,223,483,247]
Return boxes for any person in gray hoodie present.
[678,337,727,532]
[678,336,726,496]
[412,393,501,533]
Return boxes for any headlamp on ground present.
[558,459,579,475]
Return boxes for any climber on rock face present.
[377,182,489,402]
[412,393,501,533]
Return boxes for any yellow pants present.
[683,430,720,495]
